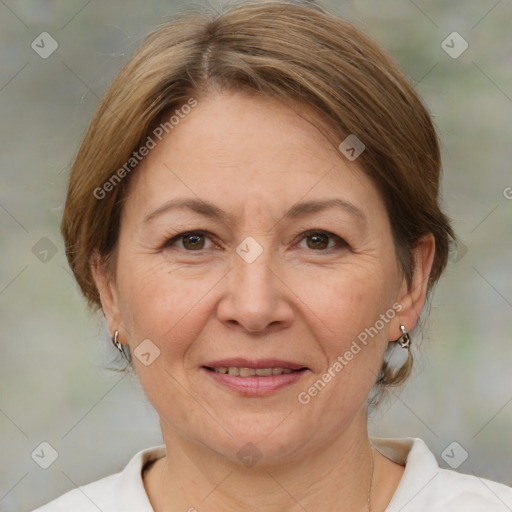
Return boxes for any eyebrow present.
[143,197,367,227]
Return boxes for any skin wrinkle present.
[91,90,435,512]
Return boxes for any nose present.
[216,245,294,334]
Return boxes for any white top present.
[32,437,512,511]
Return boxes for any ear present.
[390,233,436,340]
[90,250,126,344]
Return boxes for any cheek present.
[307,262,395,342]
[300,263,396,396]
[116,252,231,365]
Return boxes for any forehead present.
[123,91,386,226]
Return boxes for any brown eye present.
[298,230,346,251]
[181,233,206,250]
[164,231,213,251]
[306,232,330,250]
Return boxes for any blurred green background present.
[1,1,511,510]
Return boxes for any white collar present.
[111,444,165,511]
[111,437,434,511]
[94,437,511,512]
[371,437,440,511]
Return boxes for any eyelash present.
[162,229,349,254]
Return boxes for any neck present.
[145,414,379,512]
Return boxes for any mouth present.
[203,366,306,376]
[201,359,310,396]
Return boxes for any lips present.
[202,358,309,395]
[203,358,308,375]
[209,367,295,376]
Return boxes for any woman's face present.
[94,90,432,465]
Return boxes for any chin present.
[197,415,316,467]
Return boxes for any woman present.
[32,1,512,510]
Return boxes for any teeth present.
[213,367,294,376]
[256,368,273,376]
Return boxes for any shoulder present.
[30,445,166,512]
[434,467,512,511]
[371,437,512,511]
[31,472,118,512]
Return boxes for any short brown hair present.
[61,0,456,396]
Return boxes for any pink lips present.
[202,358,309,397]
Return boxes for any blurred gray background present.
[1,0,511,510]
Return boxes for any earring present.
[395,325,411,349]
[111,330,128,359]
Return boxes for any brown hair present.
[61,0,456,399]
